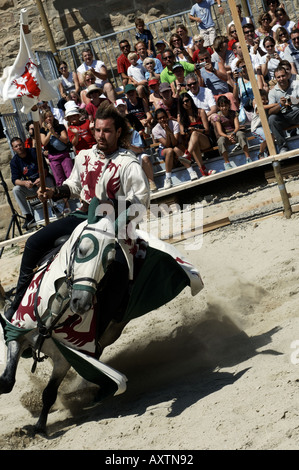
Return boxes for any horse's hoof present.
[0,378,15,394]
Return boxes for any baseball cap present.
[156,40,165,45]
[114,98,127,107]
[159,82,172,93]
[124,84,136,93]
[173,63,184,72]
[148,78,159,86]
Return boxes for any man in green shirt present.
[160,49,195,84]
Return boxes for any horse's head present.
[69,199,116,314]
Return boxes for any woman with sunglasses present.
[80,70,98,106]
[260,36,283,81]
[274,26,290,53]
[168,33,193,63]
[227,25,238,51]
[255,13,273,50]
[177,93,216,176]
[58,61,80,100]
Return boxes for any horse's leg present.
[0,339,25,394]
[34,341,70,435]
[98,319,129,353]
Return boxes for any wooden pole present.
[34,0,59,65]
[226,0,292,218]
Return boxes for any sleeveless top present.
[60,72,76,93]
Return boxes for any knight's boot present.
[4,276,32,321]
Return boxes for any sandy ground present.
[0,178,298,451]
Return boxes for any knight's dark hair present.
[95,103,131,148]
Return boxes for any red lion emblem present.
[11,59,41,98]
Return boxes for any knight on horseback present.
[5,103,150,333]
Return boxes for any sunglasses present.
[86,78,95,81]
[164,55,173,60]
[265,44,275,48]
[244,30,254,35]
[60,66,67,70]
[182,99,190,104]
[194,39,203,43]
[230,30,237,33]
[121,44,130,49]
[187,81,198,87]
[293,36,299,41]
[279,32,287,36]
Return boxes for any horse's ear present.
[88,197,101,224]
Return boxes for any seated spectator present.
[243,23,266,71]
[148,79,163,111]
[274,26,290,54]
[135,17,156,57]
[186,72,217,123]
[260,36,284,81]
[76,48,116,102]
[232,61,255,125]
[127,51,148,99]
[124,84,153,129]
[24,120,36,148]
[251,89,276,159]
[80,70,98,106]
[280,59,299,81]
[227,25,238,51]
[40,110,73,186]
[143,57,160,81]
[211,36,235,71]
[255,13,273,51]
[266,0,283,28]
[151,107,198,189]
[67,90,85,109]
[58,61,80,108]
[85,85,110,123]
[65,104,96,154]
[171,63,190,97]
[160,49,195,85]
[155,40,167,67]
[168,33,193,63]
[268,65,299,153]
[177,92,216,176]
[117,39,132,87]
[158,82,179,120]
[227,3,253,33]
[115,99,157,191]
[192,35,213,63]
[196,49,238,110]
[135,41,164,75]
[282,29,299,74]
[37,100,65,125]
[272,7,295,35]
[213,95,252,170]
[10,137,52,230]
[176,24,194,54]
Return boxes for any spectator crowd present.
[11,1,299,207]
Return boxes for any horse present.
[0,198,203,435]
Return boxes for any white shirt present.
[77,59,107,87]
[127,64,147,82]
[188,86,216,111]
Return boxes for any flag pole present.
[22,21,49,225]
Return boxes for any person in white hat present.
[65,104,96,154]
[115,99,157,191]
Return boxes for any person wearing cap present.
[66,104,96,154]
[159,82,179,120]
[155,40,167,67]
[115,99,157,191]
[85,84,110,123]
[171,63,194,98]
[148,79,163,111]
[124,84,153,129]
[160,49,195,85]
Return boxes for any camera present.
[235,67,243,73]
[195,62,207,69]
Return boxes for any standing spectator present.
[117,39,132,87]
[135,17,156,57]
[10,138,52,230]
[189,0,224,47]
[24,120,36,148]
[268,65,299,153]
[282,29,299,74]
[40,110,73,186]
[65,105,96,154]
[272,7,295,35]
[151,107,198,189]
[160,49,195,85]
[77,48,116,102]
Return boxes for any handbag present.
[49,134,68,152]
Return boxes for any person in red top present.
[117,39,132,87]
[24,120,36,148]
[84,85,110,123]
[65,105,96,154]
